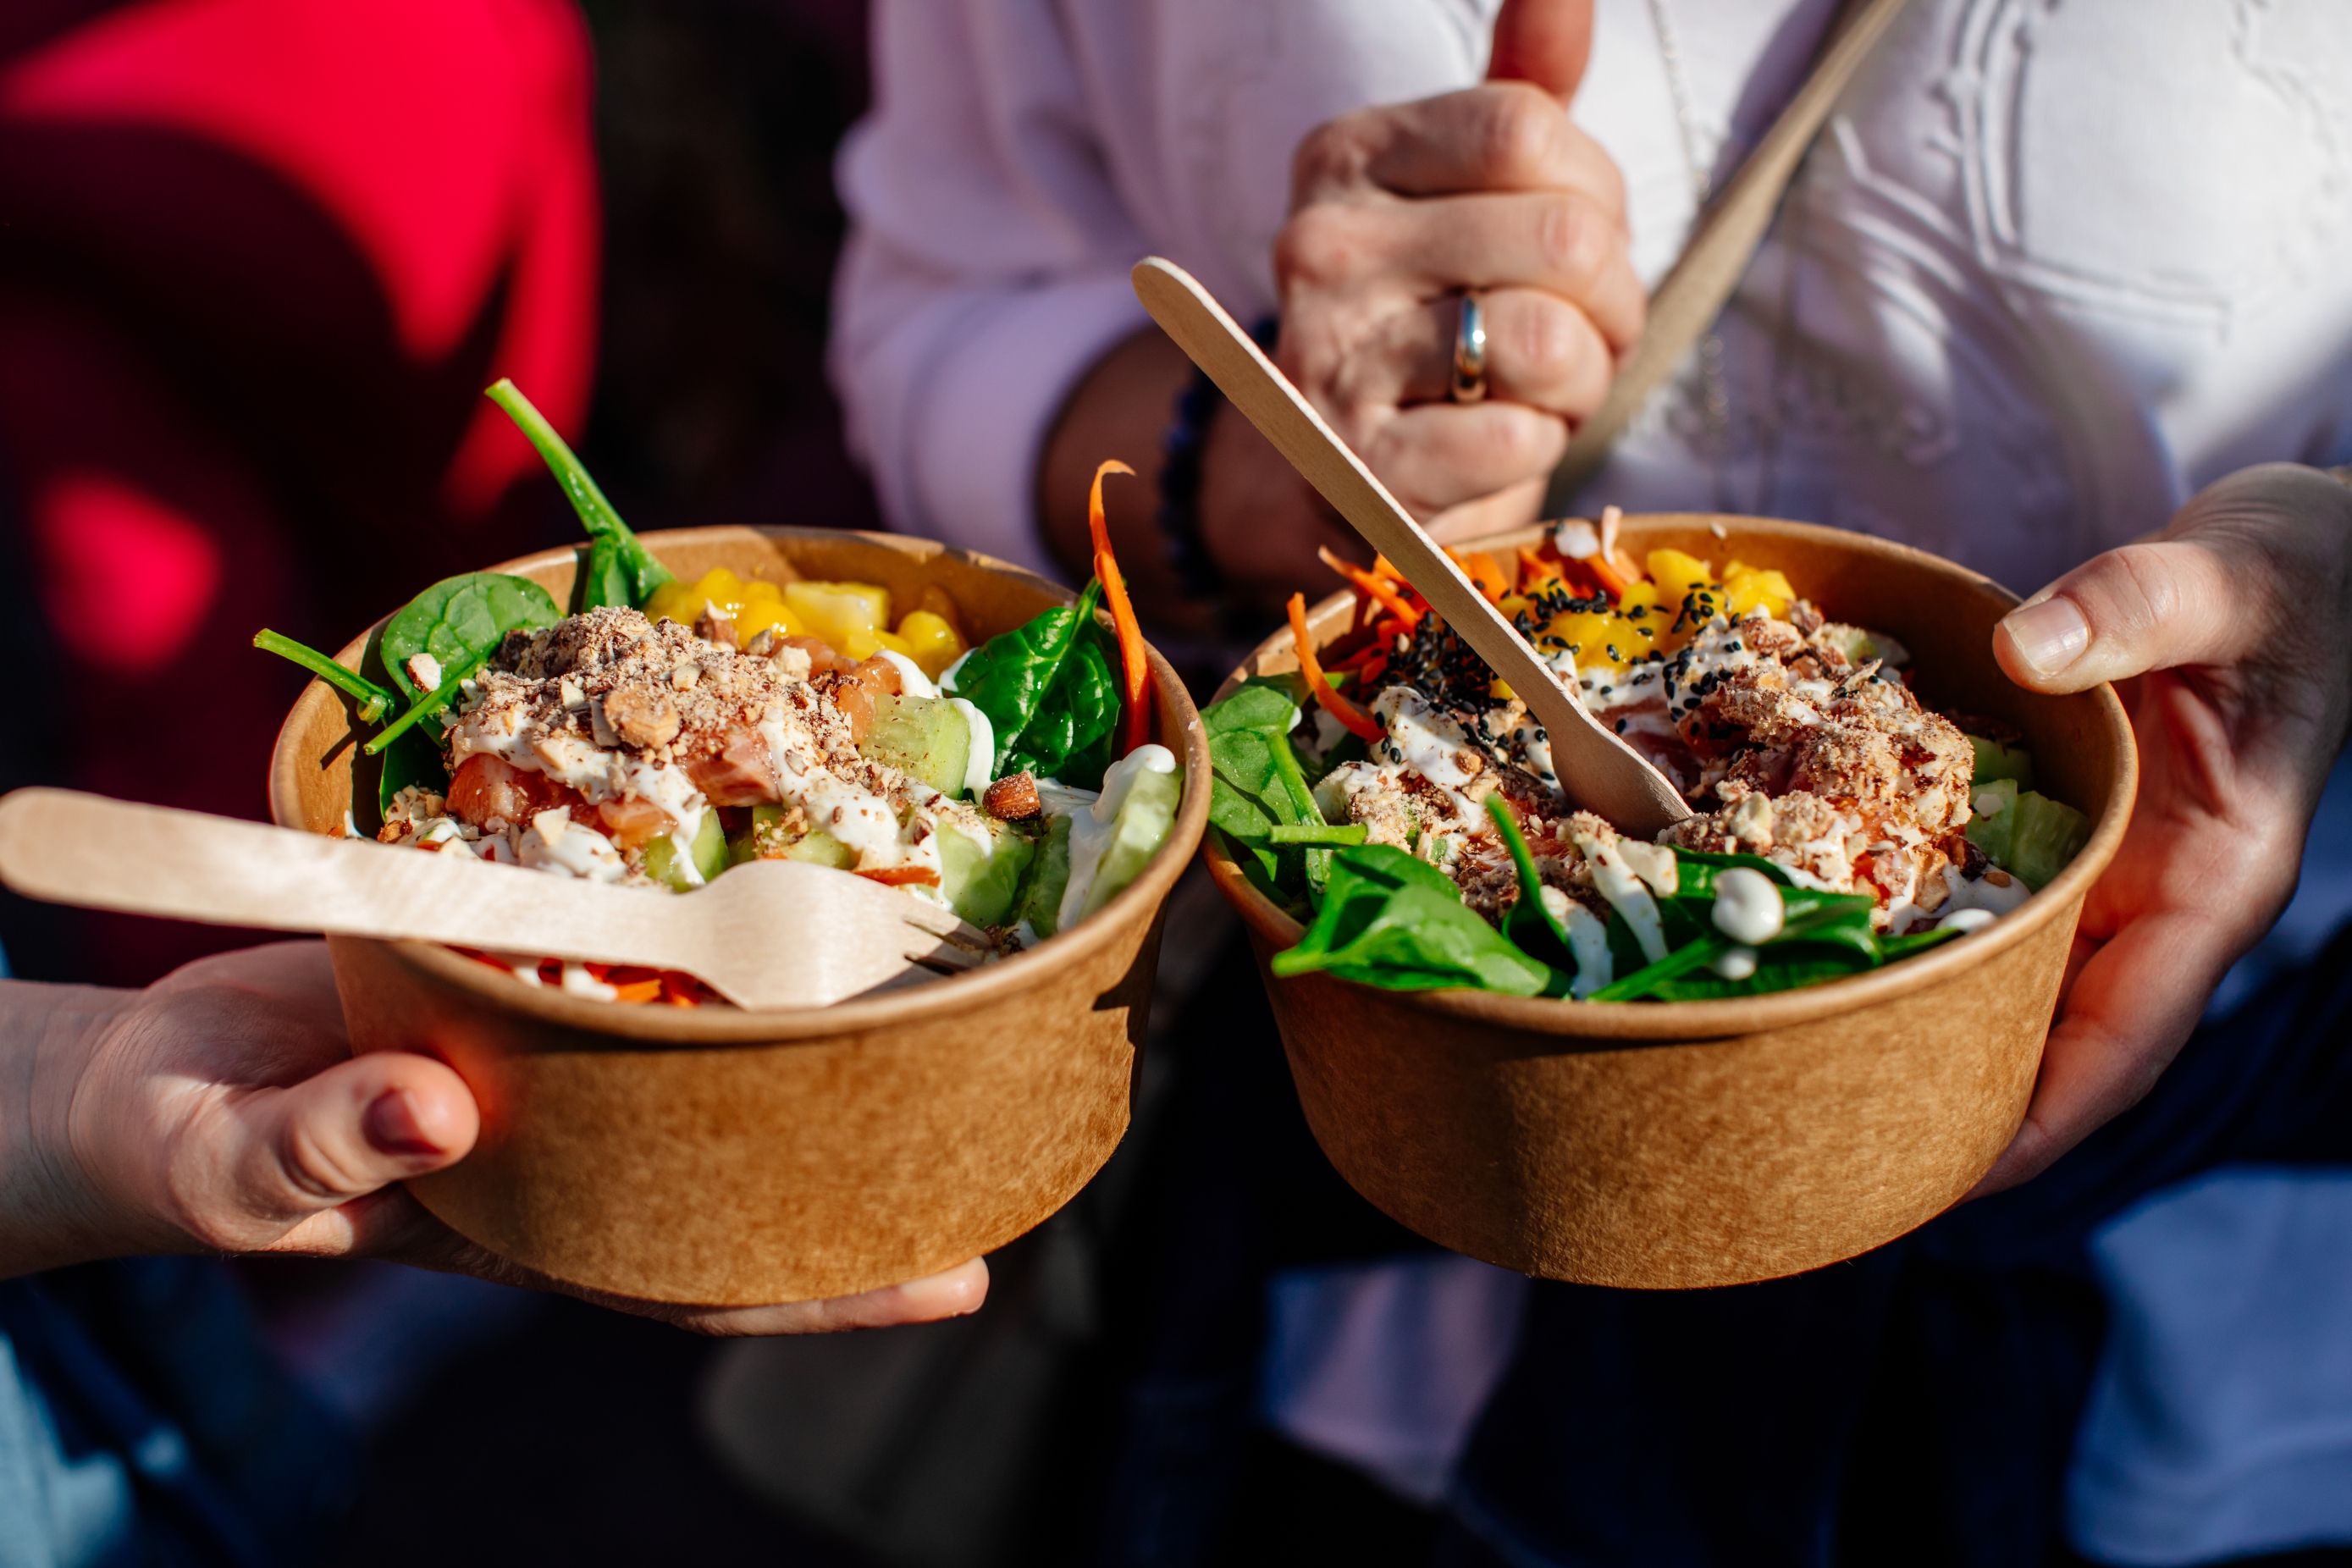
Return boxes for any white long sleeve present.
[829,0,1488,574]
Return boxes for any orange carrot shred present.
[1588,550,1632,601]
[1317,545,1421,628]
[610,978,663,1004]
[1463,551,1507,602]
[1289,593,1382,743]
[1085,459,1152,754]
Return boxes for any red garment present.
[0,0,601,984]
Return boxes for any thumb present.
[1993,538,2248,693]
[1489,0,1594,99]
[228,1052,479,1243]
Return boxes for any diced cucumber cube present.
[1069,761,1181,925]
[1968,734,2036,789]
[727,805,856,870]
[643,811,727,892]
[863,693,972,798]
[938,820,1035,927]
[2004,790,2090,890]
[1965,777,2018,867]
[1015,814,1073,939]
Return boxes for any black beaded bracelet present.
[1157,314,1279,602]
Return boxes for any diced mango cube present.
[1721,561,1796,620]
[914,585,964,640]
[840,626,917,662]
[733,599,808,646]
[641,579,697,625]
[1544,608,1633,673]
[1618,579,1659,613]
[895,610,967,679]
[689,567,748,617]
[784,581,892,653]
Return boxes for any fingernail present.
[2001,596,2090,679]
[364,1089,441,1157]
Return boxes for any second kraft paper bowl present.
[1204,513,2135,1289]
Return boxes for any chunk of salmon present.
[683,729,781,806]
[446,754,580,829]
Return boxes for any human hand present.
[1974,462,2352,1193]
[6,941,986,1333]
[1206,0,1638,597]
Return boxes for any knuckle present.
[2099,543,2185,634]
[1533,193,1604,285]
[1273,204,1365,290]
[1290,114,1370,199]
[1471,85,1560,183]
[1510,299,1585,394]
[274,1119,371,1208]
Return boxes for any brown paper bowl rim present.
[1202,512,2137,1043]
[267,525,1211,1046]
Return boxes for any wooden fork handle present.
[0,787,691,969]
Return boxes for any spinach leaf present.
[1591,888,1881,1002]
[377,571,562,702]
[361,571,561,761]
[1201,678,1338,904]
[1666,847,1795,889]
[484,378,674,610]
[947,581,1121,789]
[1271,845,1557,996]
[252,630,395,722]
[1485,796,1577,991]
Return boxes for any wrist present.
[0,980,140,1278]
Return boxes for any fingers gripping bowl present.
[269,524,1208,1306]
[1202,514,2134,1289]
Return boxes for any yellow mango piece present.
[1719,563,1796,620]
[641,580,697,625]
[1488,676,1516,701]
[739,577,785,605]
[894,610,967,678]
[914,584,965,641]
[688,567,748,618]
[733,599,807,646]
[840,626,917,662]
[1544,608,1634,673]
[783,581,892,653]
[1618,579,1660,613]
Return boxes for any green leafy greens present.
[946,581,1120,790]
[485,378,674,611]
[1200,676,2008,1005]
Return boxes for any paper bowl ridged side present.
[268,527,1209,1307]
[1205,514,2136,1289]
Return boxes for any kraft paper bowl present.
[269,527,1209,1306]
[1205,514,2135,1289]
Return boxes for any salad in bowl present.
[258,384,1180,1005]
[1205,507,2090,1003]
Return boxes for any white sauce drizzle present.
[948,697,996,798]
[1056,744,1178,931]
[1709,868,1785,945]
[1539,886,1615,998]
[1576,829,1669,962]
[877,649,937,698]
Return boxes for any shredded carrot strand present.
[858,864,942,887]
[1516,546,1557,588]
[1288,593,1382,743]
[1587,550,1632,601]
[609,978,663,1004]
[1609,547,1643,586]
[1317,546,1422,628]
[1461,551,1507,603]
[1085,459,1152,754]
